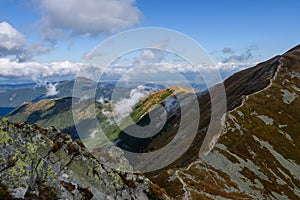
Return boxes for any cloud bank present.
[0,58,84,80]
[0,57,256,85]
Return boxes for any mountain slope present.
[6,97,101,140]
[0,117,169,199]
[148,46,300,199]
[137,54,280,171]
[6,86,190,148]
[5,45,300,199]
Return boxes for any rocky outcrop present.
[0,117,169,199]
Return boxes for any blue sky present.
[0,0,300,83]
[137,0,300,57]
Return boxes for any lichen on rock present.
[0,117,168,199]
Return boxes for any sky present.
[0,0,300,84]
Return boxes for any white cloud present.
[0,58,83,79]
[0,21,52,61]
[0,55,256,85]
[0,22,25,56]
[215,62,256,71]
[133,38,169,66]
[220,46,258,63]
[113,85,154,122]
[39,0,142,36]
[133,49,162,66]
[46,83,59,96]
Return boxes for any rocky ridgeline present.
[149,45,300,199]
[0,117,169,200]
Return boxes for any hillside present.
[0,117,169,199]
[6,85,192,151]
[5,45,300,199]
[147,46,300,199]
[6,97,103,140]
[111,86,195,153]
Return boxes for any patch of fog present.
[281,89,298,104]
[46,83,59,97]
[113,85,156,123]
[10,93,16,101]
[97,97,104,103]
[257,115,274,125]
[33,80,59,97]
[97,97,110,104]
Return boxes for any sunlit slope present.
[7,85,193,148]
[7,97,105,140]
[149,46,300,199]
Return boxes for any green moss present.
[0,129,10,144]
[1,117,8,123]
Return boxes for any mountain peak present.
[284,44,300,54]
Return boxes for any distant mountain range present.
[0,76,208,117]
[0,77,130,116]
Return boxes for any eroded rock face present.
[0,118,168,199]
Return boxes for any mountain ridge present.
[3,45,300,199]
[0,117,170,199]
[148,44,300,199]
